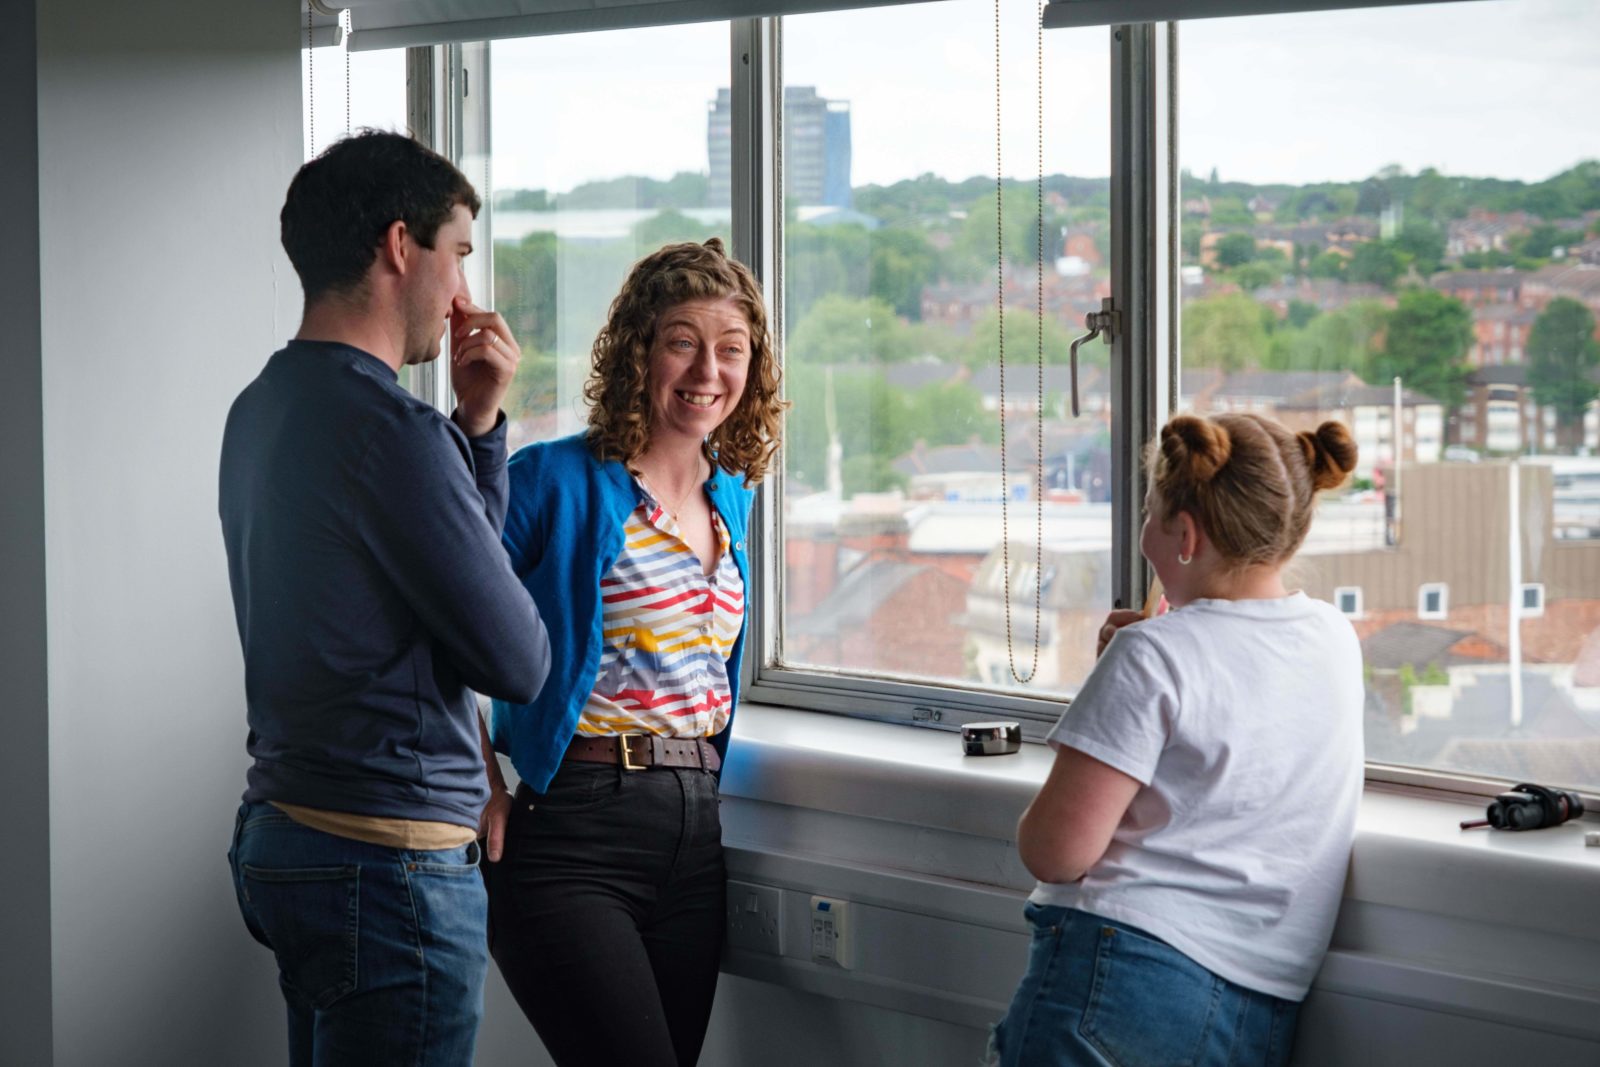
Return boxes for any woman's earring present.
[1177,552,1192,566]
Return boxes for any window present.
[485,24,732,452]
[303,41,407,162]
[1177,0,1600,798]
[1416,584,1448,621]
[771,0,1113,723]
[385,0,1600,797]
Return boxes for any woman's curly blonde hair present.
[583,238,785,485]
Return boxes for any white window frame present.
[1520,582,1545,619]
[1417,582,1449,621]
[736,16,1165,736]
[1334,586,1363,619]
[396,5,1593,804]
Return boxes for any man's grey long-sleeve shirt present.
[220,340,549,828]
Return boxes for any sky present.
[310,0,1599,195]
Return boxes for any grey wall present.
[0,3,53,1064]
[25,0,303,1062]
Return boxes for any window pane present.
[489,26,730,449]
[780,1,1111,700]
[1178,0,1600,794]
[304,46,409,384]
[303,46,408,160]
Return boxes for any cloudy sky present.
[313,0,1597,194]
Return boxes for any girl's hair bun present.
[1161,413,1231,485]
[1299,420,1359,491]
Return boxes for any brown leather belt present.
[563,734,721,773]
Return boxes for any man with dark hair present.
[220,130,549,1064]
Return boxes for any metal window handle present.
[1067,298,1120,417]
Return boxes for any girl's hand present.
[1095,609,1145,659]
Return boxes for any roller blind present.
[1041,0,1489,30]
[304,0,935,51]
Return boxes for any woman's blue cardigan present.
[489,432,754,794]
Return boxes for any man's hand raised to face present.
[450,295,521,438]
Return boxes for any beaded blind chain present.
[994,0,1047,685]
[305,3,353,156]
[343,9,351,136]
[306,2,314,156]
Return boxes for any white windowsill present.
[720,701,1600,945]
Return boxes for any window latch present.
[1067,298,1120,418]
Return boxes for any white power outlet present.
[809,895,853,969]
[726,881,784,955]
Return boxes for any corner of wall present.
[0,2,54,1063]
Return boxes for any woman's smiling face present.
[646,295,752,446]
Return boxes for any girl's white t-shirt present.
[1031,592,1364,1001]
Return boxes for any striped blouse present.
[577,479,745,739]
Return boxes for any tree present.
[632,210,725,248]
[1512,224,1587,261]
[786,222,872,324]
[1307,250,1348,279]
[1286,300,1321,330]
[786,295,917,365]
[957,308,1080,369]
[1229,261,1281,291]
[1527,298,1600,450]
[1181,294,1270,373]
[1371,288,1473,409]
[1394,222,1446,276]
[1212,233,1258,270]
[1265,300,1387,374]
[1346,240,1406,289]
[784,366,914,493]
[495,231,558,353]
[869,228,939,320]
[904,382,997,447]
[956,186,1058,270]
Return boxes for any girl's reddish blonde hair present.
[1148,412,1358,570]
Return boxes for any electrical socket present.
[726,880,784,955]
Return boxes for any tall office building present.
[708,86,852,208]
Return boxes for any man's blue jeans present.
[228,802,489,1066]
[990,903,1300,1067]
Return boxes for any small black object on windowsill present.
[1459,783,1585,831]
[962,721,1022,757]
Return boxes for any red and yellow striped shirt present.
[578,481,745,738]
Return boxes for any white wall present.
[21,0,304,1061]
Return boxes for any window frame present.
[1334,586,1363,619]
[402,8,1598,807]
[735,16,1163,736]
[1417,582,1449,621]
[1519,582,1545,619]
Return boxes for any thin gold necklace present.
[637,464,705,522]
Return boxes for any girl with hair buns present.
[990,412,1363,1067]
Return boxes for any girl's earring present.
[1177,552,1192,566]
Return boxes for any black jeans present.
[485,761,726,1067]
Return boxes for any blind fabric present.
[302,0,1484,50]
[303,0,933,51]
[1041,0,1488,30]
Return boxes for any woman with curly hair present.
[991,412,1362,1067]
[481,238,783,1067]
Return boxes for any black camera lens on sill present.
[1461,783,1585,832]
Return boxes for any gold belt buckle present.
[619,735,645,772]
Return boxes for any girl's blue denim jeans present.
[990,903,1300,1067]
